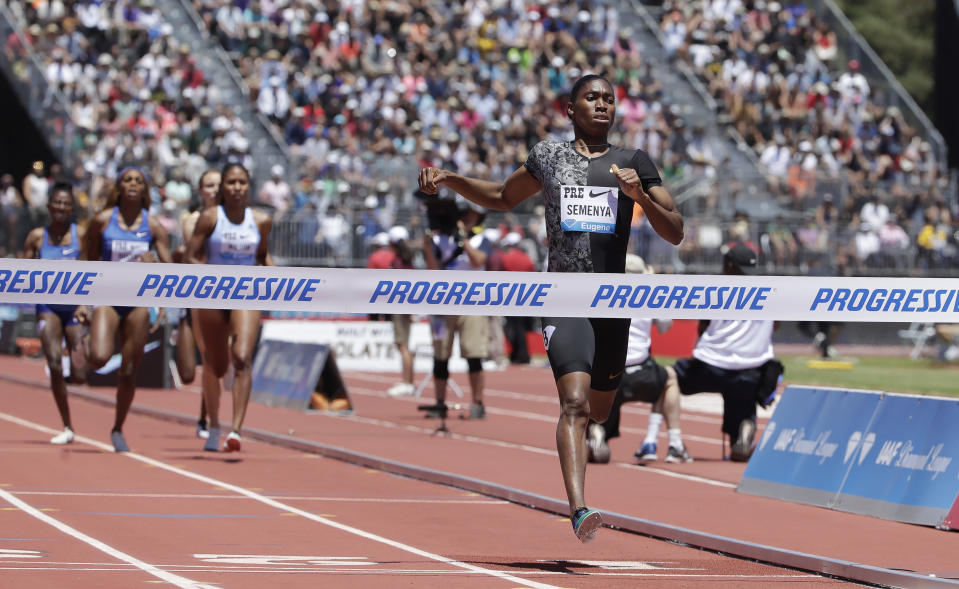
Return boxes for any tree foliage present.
[831,0,935,117]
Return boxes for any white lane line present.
[352,372,766,426]
[349,385,725,446]
[341,387,742,488]
[616,463,737,489]
[349,372,730,424]
[0,488,210,589]
[10,491,507,504]
[0,412,562,589]
[0,565,817,579]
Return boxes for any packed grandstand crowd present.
[0,0,956,275]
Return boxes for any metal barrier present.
[263,205,957,278]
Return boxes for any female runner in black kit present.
[419,74,683,542]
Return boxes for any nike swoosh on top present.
[135,232,148,237]
[589,190,611,198]
[609,369,623,379]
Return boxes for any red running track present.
[0,354,955,588]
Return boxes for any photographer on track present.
[419,195,493,420]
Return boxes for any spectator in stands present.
[673,242,780,462]
[319,204,350,263]
[760,135,792,195]
[499,232,535,364]
[284,107,308,146]
[877,215,911,268]
[366,232,394,270]
[0,173,24,255]
[421,204,492,420]
[163,167,192,218]
[257,75,291,124]
[836,59,870,110]
[257,164,291,215]
[916,205,950,270]
[860,194,890,230]
[586,254,690,465]
[853,218,881,269]
[23,160,50,227]
[358,195,386,246]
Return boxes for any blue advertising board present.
[740,386,959,528]
[250,339,330,410]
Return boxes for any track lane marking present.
[0,411,561,589]
[0,565,820,579]
[0,488,211,589]
[348,385,725,446]
[10,491,508,504]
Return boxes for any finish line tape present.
[0,259,957,322]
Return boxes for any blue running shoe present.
[635,441,658,461]
[110,430,130,453]
[571,507,602,543]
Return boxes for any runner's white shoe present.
[50,427,74,445]
[224,431,242,452]
[387,383,415,397]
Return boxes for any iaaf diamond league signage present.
[739,386,959,529]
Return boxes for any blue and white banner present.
[1,259,958,321]
[250,339,330,410]
[740,386,959,528]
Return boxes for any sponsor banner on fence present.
[740,386,959,528]
[259,319,469,373]
[0,259,958,321]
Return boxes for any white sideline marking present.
[11,491,507,504]
[0,412,561,589]
[0,565,817,579]
[0,488,210,589]
[617,463,737,489]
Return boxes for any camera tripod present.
[416,402,467,435]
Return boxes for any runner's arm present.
[20,228,43,259]
[185,208,217,264]
[418,166,542,212]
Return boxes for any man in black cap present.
[671,242,781,462]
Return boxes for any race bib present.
[220,230,257,257]
[111,240,149,262]
[560,184,618,234]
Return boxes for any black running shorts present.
[541,316,630,391]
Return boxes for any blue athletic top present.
[37,224,81,319]
[40,224,80,260]
[206,206,259,265]
[102,207,152,262]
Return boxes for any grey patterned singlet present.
[523,140,662,274]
